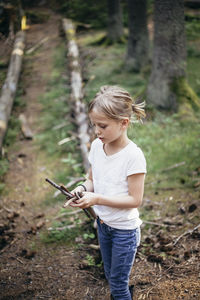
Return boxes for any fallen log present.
[62,18,90,172]
[0,31,25,153]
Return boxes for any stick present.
[161,161,185,172]
[45,178,96,220]
[173,223,200,246]
[53,209,82,220]
[143,220,170,227]
[53,177,85,198]
[26,37,49,54]
[48,224,77,231]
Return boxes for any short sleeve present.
[127,148,147,176]
[88,139,96,164]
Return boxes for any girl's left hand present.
[69,192,98,209]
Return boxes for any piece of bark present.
[19,113,33,139]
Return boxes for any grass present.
[128,112,200,188]
[80,34,147,104]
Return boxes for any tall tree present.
[147,0,199,111]
[125,0,149,71]
[107,0,123,42]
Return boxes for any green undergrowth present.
[129,112,200,189]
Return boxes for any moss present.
[171,77,200,114]
[86,33,127,46]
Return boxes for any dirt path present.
[0,8,199,300]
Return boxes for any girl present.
[64,85,146,300]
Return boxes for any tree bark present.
[107,0,123,42]
[62,18,90,172]
[147,0,187,110]
[0,30,25,153]
[125,0,149,72]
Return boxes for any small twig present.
[48,224,77,231]
[58,136,76,146]
[154,187,177,191]
[173,223,200,246]
[26,37,49,54]
[53,177,84,198]
[0,237,17,254]
[143,220,170,227]
[52,121,68,130]
[16,257,24,264]
[53,209,82,220]
[161,161,185,172]
[88,244,100,250]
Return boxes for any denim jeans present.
[97,218,140,300]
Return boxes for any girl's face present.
[89,109,129,145]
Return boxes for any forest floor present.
[0,8,200,300]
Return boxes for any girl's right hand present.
[70,185,85,195]
[63,185,85,208]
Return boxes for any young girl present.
[64,85,146,300]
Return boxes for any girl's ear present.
[121,118,129,128]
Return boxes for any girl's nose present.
[95,127,101,136]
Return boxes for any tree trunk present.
[147,0,187,110]
[62,18,90,172]
[0,30,25,153]
[125,0,149,72]
[107,0,123,42]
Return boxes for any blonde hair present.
[88,85,146,122]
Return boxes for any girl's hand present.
[63,186,83,208]
[70,185,85,195]
[69,192,98,209]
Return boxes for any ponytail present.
[132,101,146,122]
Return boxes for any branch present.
[173,223,200,246]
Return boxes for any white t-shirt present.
[88,138,147,229]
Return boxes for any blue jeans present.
[97,218,140,300]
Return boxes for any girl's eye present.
[90,124,107,129]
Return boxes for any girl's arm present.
[70,173,145,209]
[79,168,94,192]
